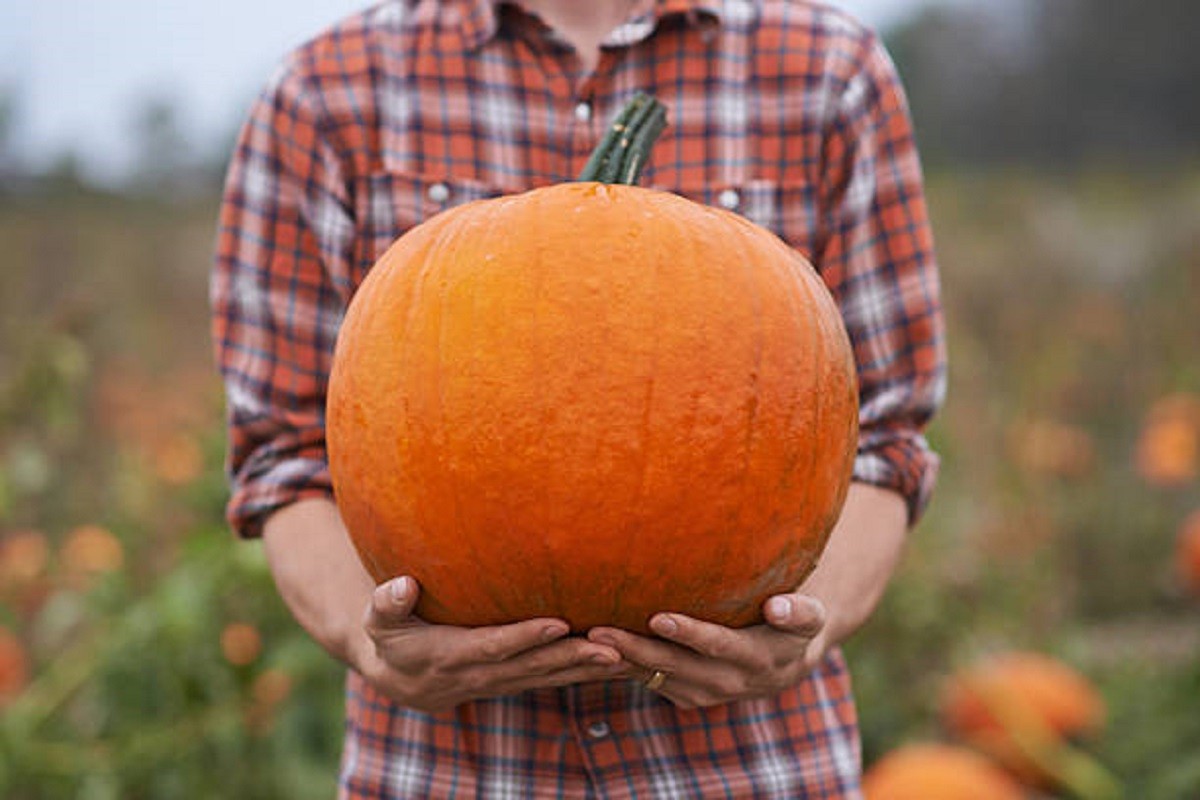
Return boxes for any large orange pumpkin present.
[941,652,1106,742]
[327,95,858,632]
[862,743,1025,800]
[940,652,1108,792]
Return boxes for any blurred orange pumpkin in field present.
[1177,509,1200,595]
[245,668,295,734]
[252,668,293,707]
[1135,393,1200,487]
[221,622,263,667]
[1,532,53,621]
[151,432,204,486]
[940,652,1104,785]
[0,627,30,706]
[1007,418,1095,479]
[60,524,124,585]
[942,652,1105,737]
[0,529,50,585]
[863,743,1024,800]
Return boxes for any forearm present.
[799,482,908,648]
[261,497,376,668]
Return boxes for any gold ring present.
[644,669,668,692]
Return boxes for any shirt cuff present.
[226,457,333,538]
[852,430,940,526]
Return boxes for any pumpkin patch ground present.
[3,101,1199,798]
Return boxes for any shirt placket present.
[568,62,607,179]
[542,41,615,180]
[533,15,658,179]
[566,681,640,799]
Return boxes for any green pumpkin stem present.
[578,92,668,185]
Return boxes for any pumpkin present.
[0,627,28,707]
[1006,418,1095,479]
[1135,393,1200,487]
[941,652,1105,740]
[220,622,264,667]
[940,652,1108,792]
[59,524,124,589]
[0,530,53,622]
[1177,508,1200,595]
[0,529,50,586]
[862,743,1025,800]
[327,94,858,632]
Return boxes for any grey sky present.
[2,0,945,181]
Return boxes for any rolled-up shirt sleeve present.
[210,58,356,538]
[815,30,948,525]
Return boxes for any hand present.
[587,592,829,709]
[354,576,628,713]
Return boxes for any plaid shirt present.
[212,0,946,797]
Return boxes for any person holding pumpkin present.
[211,0,946,796]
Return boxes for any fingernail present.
[390,576,412,602]
[652,615,678,636]
[767,596,792,621]
[591,652,618,665]
[542,623,568,641]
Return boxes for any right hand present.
[354,576,630,712]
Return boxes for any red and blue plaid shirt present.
[212,1,946,796]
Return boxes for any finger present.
[588,626,733,687]
[436,617,580,668]
[632,663,725,710]
[644,613,767,671]
[491,659,633,696]
[366,576,421,630]
[513,637,624,675]
[763,594,826,637]
[478,641,633,694]
[592,624,789,704]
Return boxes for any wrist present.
[812,595,875,654]
[340,623,379,675]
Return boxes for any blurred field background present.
[1,1,1199,798]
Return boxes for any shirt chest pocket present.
[354,171,503,271]
[660,179,785,239]
[351,175,805,281]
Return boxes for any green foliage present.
[0,196,344,798]
[1,531,344,799]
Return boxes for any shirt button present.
[427,182,451,204]
[718,188,741,211]
[586,721,611,739]
[574,101,593,123]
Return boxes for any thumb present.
[367,575,421,630]
[763,594,826,637]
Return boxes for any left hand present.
[587,592,830,709]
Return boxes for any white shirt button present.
[586,721,611,739]
[718,188,741,211]
[574,101,593,123]
[427,182,451,204]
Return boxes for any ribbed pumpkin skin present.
[327,182,858,633]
